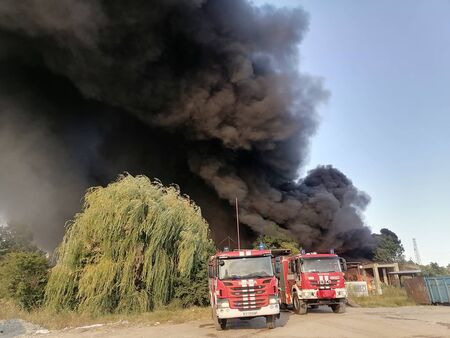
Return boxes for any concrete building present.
[361,262,400,295]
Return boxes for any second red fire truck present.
[276,251,348,314]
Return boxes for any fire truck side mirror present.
[208,265,212,278]
[208,264,215,278]
[340,258,347,272]
[289,260,296,273]
[274,257,281,274]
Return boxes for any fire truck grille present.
[309,280,338,289]
[229,285,269,310]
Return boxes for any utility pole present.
[235,197,240,250]
[413,238,422,265]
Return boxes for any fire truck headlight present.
[301,291,316,298]
[269,295,278,304]
[217,299,230,308]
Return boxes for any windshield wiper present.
[226,275,241,280]
[243,273,272,278]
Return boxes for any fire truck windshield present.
[301,257,342,273]
[218,256,274,280]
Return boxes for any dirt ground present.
[6,306,450,338]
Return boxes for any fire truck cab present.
[277,252,347,314]
[208,249,280,330]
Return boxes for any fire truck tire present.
[266,315,276,329]
[331,301,346,314]
[212,308,227,330]
[293,293,307,315]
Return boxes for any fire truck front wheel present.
[219,319,227,330]
[331,301,346,314]
[212,308,227,330]
[292,292,307,315]
[266,315,276,329]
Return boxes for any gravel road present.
[4,306,450,338]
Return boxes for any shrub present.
[0,252,49,311]
[172,252,213,307]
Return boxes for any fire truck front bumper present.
[298,288,347,300]
[216,304,280,319]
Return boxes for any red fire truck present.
[276,251,347,314]
[208,249,280,330]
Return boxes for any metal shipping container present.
[424,276,450,304]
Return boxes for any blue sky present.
[253,0,450,265]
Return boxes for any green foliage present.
[0,222,38,256]
[45,174,214,315]
[172,258,211,307]
[420,262,449,276]
[0,252,49,311]
[372,228,405,263]
[172,242,215,308]
[253,234,301,254]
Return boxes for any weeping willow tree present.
[45,174,214,314]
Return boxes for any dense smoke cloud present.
[0,74,87,246]
[0,0,373,254]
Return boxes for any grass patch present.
[0,300,210,330]
[349,286,416,307]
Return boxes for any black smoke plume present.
[0,0,373,255]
